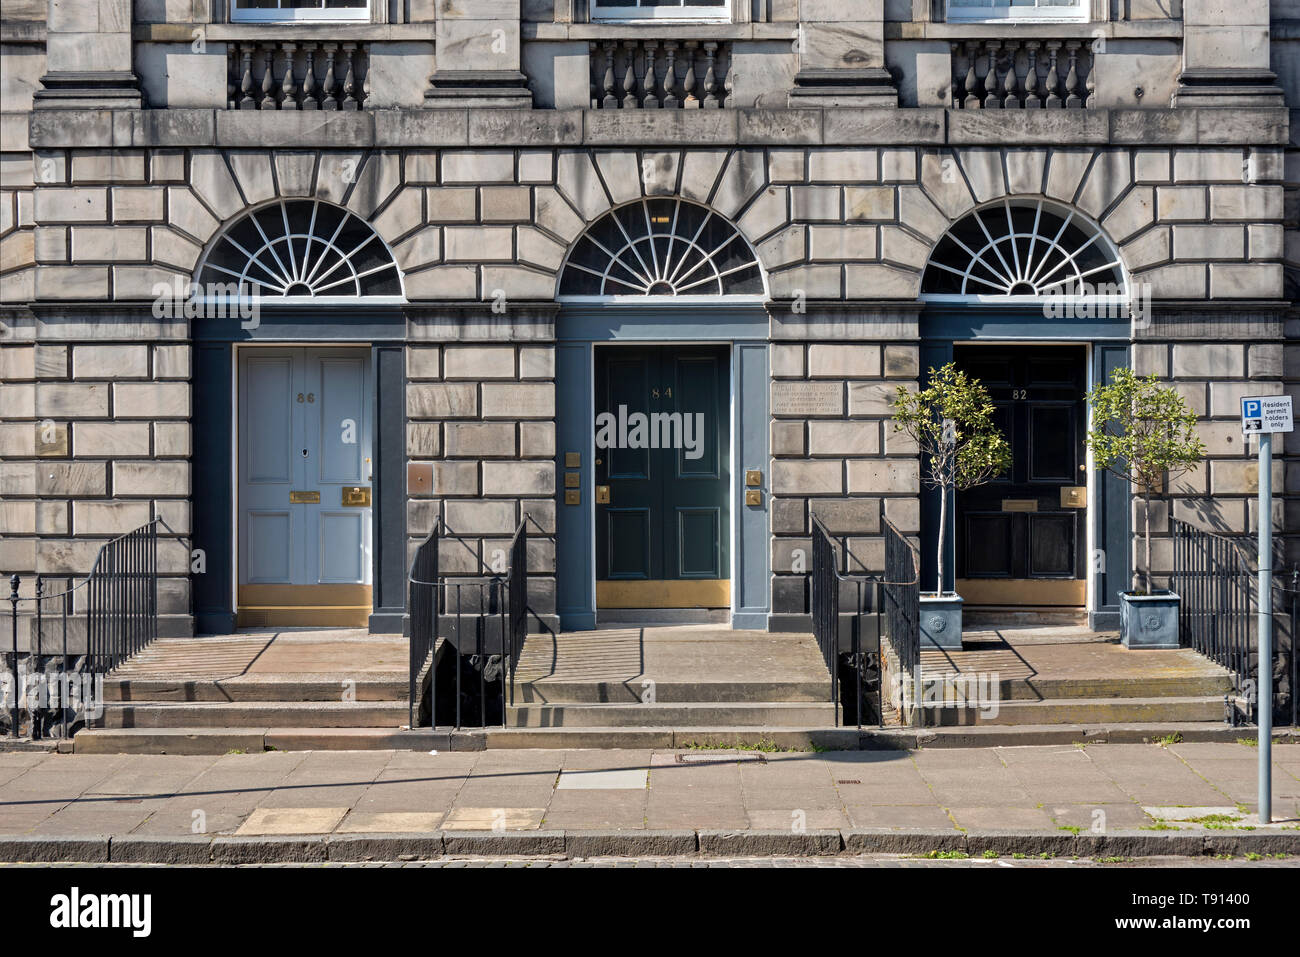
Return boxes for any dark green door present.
[595,344,730,608]
[954,345,1088,607]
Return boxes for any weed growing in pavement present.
[1154,733,1183,747]
[921,850,970,859]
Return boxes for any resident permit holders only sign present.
[1241,395,1294,434]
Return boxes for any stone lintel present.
[405,304,558,343]
[768,301,922,342]
[1138,301,1289,341]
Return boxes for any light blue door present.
[239,347,372,591]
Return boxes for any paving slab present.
[236,806,348,835]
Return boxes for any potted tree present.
[893,363,1011,650]
[1085,367,1205,649]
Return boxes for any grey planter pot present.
[920,594,963,651]
[1120,591,1181,649]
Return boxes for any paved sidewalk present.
[1,742,1297,861]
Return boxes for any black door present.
[594,344,730,608]
[954,345,1087,606]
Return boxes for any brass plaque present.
[342,486,371,507]
[290,490,320,504]
[564,452,581,468]
[564,489,580,506]
[1001,499,1037,512]
[564,471,581,488]
[596,485,610,504]
[745,469,762,487]
[1060,486,1086,508]
[745,489,763,506]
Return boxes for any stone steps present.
[102,676,408,703]
[92,700,410,730]
[506,701,839,728]
[512,679,832,704]
[917,673,1232,702]
[920,695,1226,726]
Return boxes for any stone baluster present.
[722,50,733,108]
[682,41,698,108]
[964,41,983,109]
[662,42,680,109]
[1002,41,1020,108]
[322,44,339,111]
[301,45,319,110]
[622,41,638,108]
[341,43,359,110]
[228,48,237,110]
[643,42,660,109]
[1023,41,1041,109]
[259,44,277,110]
[984,41,1003,108]
[949,43,964,108]
[280,43,298,110]
[1084,48,1095,108]
[703,42,719,108]
[238,46,255,110]
[1064,41,1081,108]
[1044,41,1062,108]
[599,41,617,109]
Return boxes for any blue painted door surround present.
[556,306,770,631]
[920,307,1130,630]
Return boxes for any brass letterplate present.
[1060,486,1086,508]
[564,452,581,468]
[1001,499,1037,512]
[564,489,580,506]
[564,471,581,488]
[289,490,320,504]
[342,486,371,507]
[745,489,763,506]
[596,485,610,504]
[745,469,762,487]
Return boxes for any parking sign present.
[1241,395,1293,435]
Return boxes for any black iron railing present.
[1171,519,1256,723]
[882,518,921,728]
[506,520,527,709]
[5,519,177,739]
[810,513,913,729]
[6,574,77,739]
[407,518,527,730]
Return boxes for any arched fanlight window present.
[197,199,402,298]
[560,198,764,299]
[921,199,1124,300]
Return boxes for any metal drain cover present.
[676,751,765,764]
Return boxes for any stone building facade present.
[0,1,1297,668]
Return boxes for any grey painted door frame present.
[920,307,1131,630]
[191,308,406,634]
[556,305,771,631]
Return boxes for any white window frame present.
[591,1,733,23]
[946,0,1089,23]
[231,0,372,23]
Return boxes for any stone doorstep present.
[2,829,1298,864]
[67,725,1300,755]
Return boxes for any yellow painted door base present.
[596,579,730,609]
[237,584,372,628]
[955,578,1085,607]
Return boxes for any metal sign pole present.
[1258,431,1272,825]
